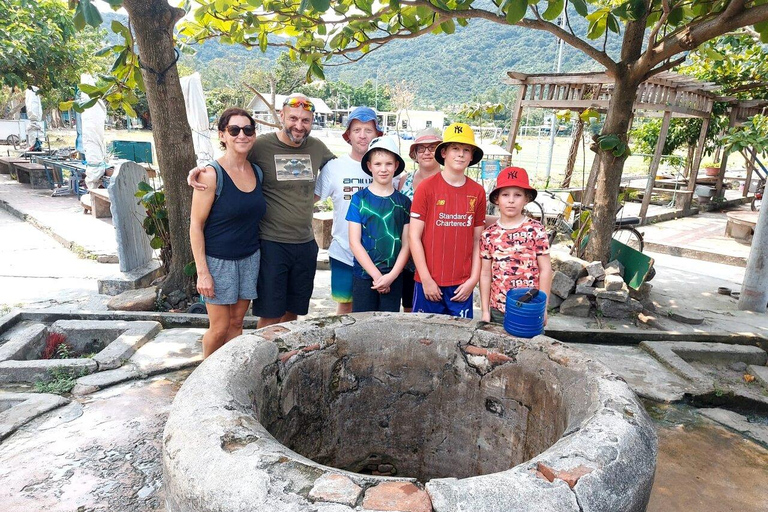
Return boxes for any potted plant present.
[700,160,721,177]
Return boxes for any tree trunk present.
[739,194,768,312]
[585,74,640,264]
[123,0,196,294]
[560,119,584,188]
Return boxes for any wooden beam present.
[506,84,527,157]
[715,107,740,197]
[681,117,710,211]
[639,97,674,221]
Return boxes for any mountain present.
[101,9,620,108]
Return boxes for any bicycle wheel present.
[525,200,546,225]
[612,226,644,252]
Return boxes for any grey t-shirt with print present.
[247,132,336,244]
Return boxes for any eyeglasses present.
[225,125,256,137]
[416,144,439,154]
[283,97,315,112]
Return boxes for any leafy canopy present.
[0,0,102,94]
[72,0,768,122]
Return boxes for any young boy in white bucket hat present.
[314,106,382,314]
[346,136,411,312]
[408,122,487,318]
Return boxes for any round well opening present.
[255,327,568,482]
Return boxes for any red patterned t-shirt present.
[480,219,550,312]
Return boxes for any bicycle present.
[538,190,645,255]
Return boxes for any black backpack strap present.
[251,163,264,185]
[207,160,224,201]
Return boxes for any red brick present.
[463,345,488,356]
[537,462,557,483]
[362,482,432,512]
[279,350,299,363]
[486,351,512,365]
[308,473,362,506]
[418,338,433,346]
[557,465,594,489]
[259,325,289,341]
[302,343,321,352]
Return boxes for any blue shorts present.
[330,257,353,304]
[412,282,474,319]
[203,250,260,305]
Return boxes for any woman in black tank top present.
[190,108,266,358]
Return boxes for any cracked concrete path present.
[0,208,114,312]
[0,371,189,511]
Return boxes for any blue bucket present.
[504,288,547,337]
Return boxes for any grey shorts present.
[204,250,260,305]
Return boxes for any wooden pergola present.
[715,98,768,199]
[504,71,721,220]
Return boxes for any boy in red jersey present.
[408,123,486,318]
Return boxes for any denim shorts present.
[204,250,260,305]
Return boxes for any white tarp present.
[180,72,214,164]
[24,87,45,147]
[79,74,108,190]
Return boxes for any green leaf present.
[599,134,620,150]
[150,237,165,250]
[667,7,683,25]
[627,0,645,20]
[81,0,103,28]
[184,261,197,277]
[59,101,75,111]
[137,181,153,192]
[504,0,528,25]
[76,97,99,111]
[309,0,330,11]
[571,0,588,17]
[440,20,456,34]
[541,0,564,21]
[606,13,620,34]
[123,102,137,118]
[78,83,102,96]
[95,45,117,57]
[389,0,400,9]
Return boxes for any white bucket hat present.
[361,136,406,176]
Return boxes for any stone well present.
[163,314,657,511]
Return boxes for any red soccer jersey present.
[410,172,487,286]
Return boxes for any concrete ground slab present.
[0,373,186,511]
[128,328,204,376]
[698,407,768,448]
[0,392,69,441]
[749,364,768,388]
[72,366,141,396]
[567,343,692,402]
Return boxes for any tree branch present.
[242,82,281,126]
[643,2,768,75]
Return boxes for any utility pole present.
[739,201,768,312]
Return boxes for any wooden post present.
[639,104,674,221]
[742,148,756,198]
[715,107,739,198]
[681,116,710,211]
[506,83,527,159]
[582,154,601,207]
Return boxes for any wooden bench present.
[0,157,27,175]
[89,189,112,218]
[12,161,50,189]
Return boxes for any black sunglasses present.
[225,125,256,137]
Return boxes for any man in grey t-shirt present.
[189,94,335,327]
